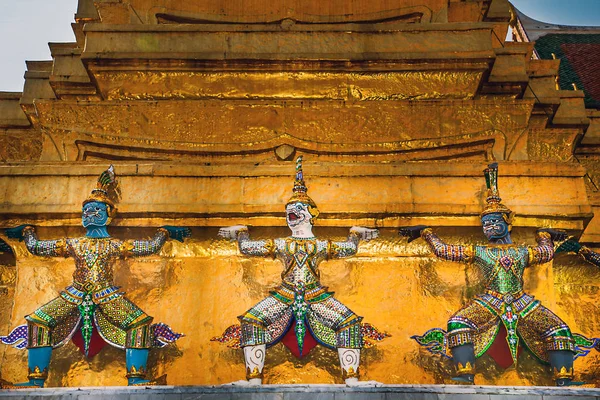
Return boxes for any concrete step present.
[1,384,599,400]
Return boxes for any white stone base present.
[0,384,599,400]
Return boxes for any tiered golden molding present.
[0,161,592,230]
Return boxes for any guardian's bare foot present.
[223,379,262,386]
[345,378,383,387]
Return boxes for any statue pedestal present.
[0,384,598,399]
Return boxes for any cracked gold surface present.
[94,71,483,102]
[34,100,534,162]
[0,129,42,162]
[528,128,579,162]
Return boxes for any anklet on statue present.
[129,374,167,386]
[451,374,474,384]
[0,378,45,389]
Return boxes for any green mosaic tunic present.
[421,229,574,364]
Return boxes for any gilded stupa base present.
[1,0,600,389]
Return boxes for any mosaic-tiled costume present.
[237,230,364,353]
[404,163,599,386]
[0,166,189,388]
[212,157,388,384]
[417,229,575,364]
[22,227,171,353]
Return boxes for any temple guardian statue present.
[401,163,599,386]
[212,157,388,385]
[0,166,190,388]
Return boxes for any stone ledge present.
[0,384,599,400]
[81,23,496,62]
[0,161,591,231]
[0,161,587,178]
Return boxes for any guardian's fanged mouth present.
[287,212,300,222]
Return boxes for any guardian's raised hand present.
[398,225,429,243]
[161,226,192,243]
[218,225,248,240]
[537,228,568,243]
[349,227,379,241]
[5,225,31,242]
[555,238,581,254]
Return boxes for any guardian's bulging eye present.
[483,218,502,226]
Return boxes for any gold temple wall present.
[2,227,600,386]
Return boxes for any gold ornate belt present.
[485,289,524,304]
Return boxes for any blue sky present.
[511,0,600,26]
[0,0,598,92]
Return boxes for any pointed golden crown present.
[481,163,513,221]
[287,156,317,209]
[286,157,320,222]
[82,165,120,212]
